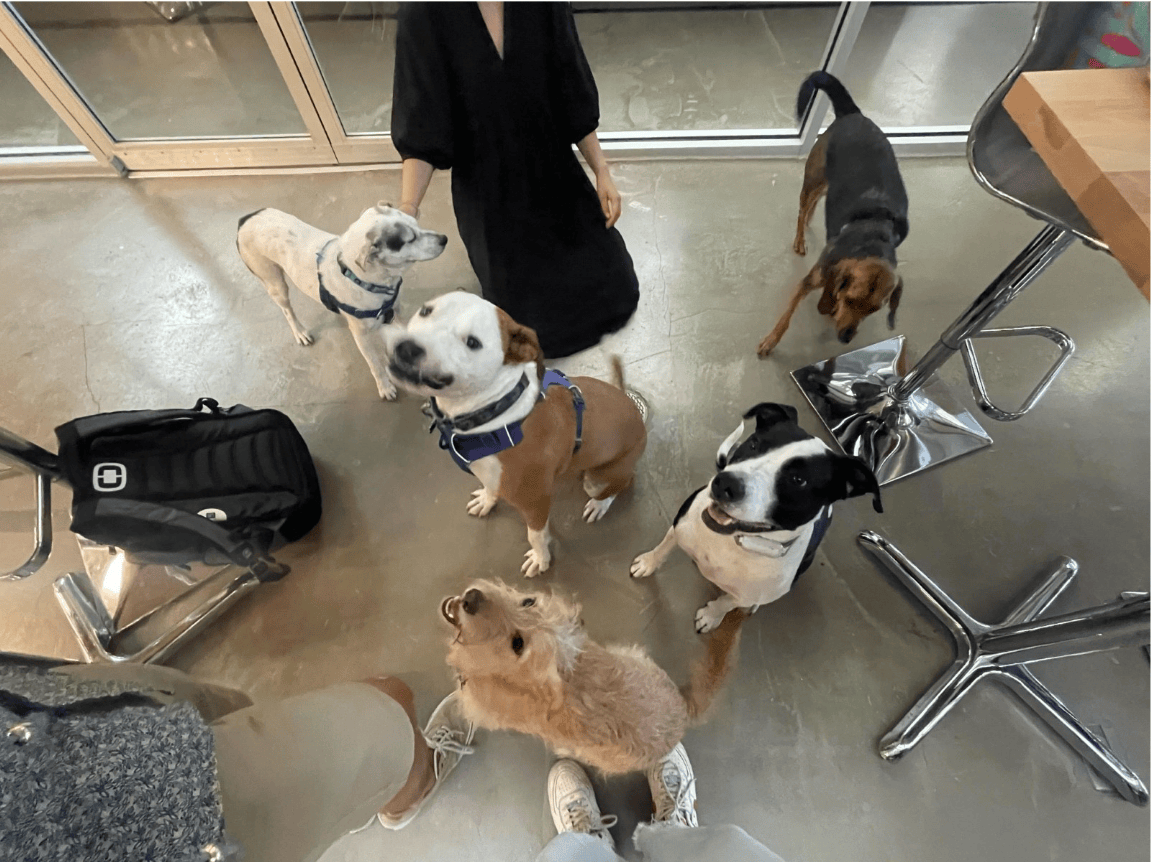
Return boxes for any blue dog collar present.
[315,239,399,322]
[430,368,586,474]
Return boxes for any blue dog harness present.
[315,239,400,323]
[428,369,586,474]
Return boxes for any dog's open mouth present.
[441,595,462,627]
[703,503,780,535]
[388,362,454,391]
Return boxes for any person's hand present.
[398,202,420,219]
[595,167,621,229]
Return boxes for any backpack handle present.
[74,498,290,582]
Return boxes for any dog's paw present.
[377,381,398,401]
[793,238,807,257]
[521,548,551,578]
[694,602,726,634]
[582,496,614,524]
[630,552,660,579]
[294,329,315,347]
[756,333,780,358]
[466,488,498,518]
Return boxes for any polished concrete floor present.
[3,1,1036,147]
[0,157,1148,862]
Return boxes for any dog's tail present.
[608,355,626,390]
[796,71,861,122]
[681,608,749,724]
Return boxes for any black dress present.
[391,2,640,359]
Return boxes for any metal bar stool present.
[792,2,1100,487]
[859,531,1149,806]
[1,425,264,663]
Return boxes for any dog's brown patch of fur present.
[496,307,545,379]
[444,580,746,774]
[758,256,900,357]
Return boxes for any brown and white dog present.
[386,291,647,577]
[757,72,907,357]
[441,579,747,774]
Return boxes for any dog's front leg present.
[757,270,820,358]
[630,527,678,578]
[348,319,398,401]
[695,593,742,634]
[518,496,553,578]
[467,458,501,518]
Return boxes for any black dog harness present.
[428,369,585,474]
[315,239,400,324]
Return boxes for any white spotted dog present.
[237,203,447,400]
[631,403,882,633]
[385,291,646,578]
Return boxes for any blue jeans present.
[536,824,788,862]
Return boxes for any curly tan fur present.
[443,579,746,774]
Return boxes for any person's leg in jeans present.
[536,744,790,862]
[536,759,623,862]
[212,680,473,862]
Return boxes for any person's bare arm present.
[398,157,435,219]
[576,131,621,229]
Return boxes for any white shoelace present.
[425,726,475,778]
[653,767,696,826]
[563,799,618,838]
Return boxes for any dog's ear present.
[887,276,903,330]
[498,308,544,377]
[744,402,798,429]
[811,264,837,316]
[833,454,883,513]
[376,200,394,212]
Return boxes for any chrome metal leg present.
[793,225,1076,485]
[858,531,1150,805]
[0,427,61,581]
[54,564,262,664]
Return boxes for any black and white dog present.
[630,403,882,632]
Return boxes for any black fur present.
[801,72,909,265]
[714,402,883,530]
[796,70,860,120]
[673,486,705,526]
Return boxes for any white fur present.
[237,204,446,400]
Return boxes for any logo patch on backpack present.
[92,463,127,492]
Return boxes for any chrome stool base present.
[859,530,1150,806]
[792,224,1076,486]
[792,335,992,486]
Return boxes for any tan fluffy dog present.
[441,579,747,774]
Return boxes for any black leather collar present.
[430,373,530,433]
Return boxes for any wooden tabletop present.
[1004,67,1150,299]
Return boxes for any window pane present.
[0,46,82,148]
[842,2,1039,128]
[13,1,308,140]
[576,3,841,133]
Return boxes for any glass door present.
[0,1,336,171]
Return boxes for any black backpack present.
[54,398,321,580]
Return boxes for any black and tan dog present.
[758,71,908,357]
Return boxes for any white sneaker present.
[377,689,476,830]
[548,759,618,847]
[647,743,698,828]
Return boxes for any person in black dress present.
[391,2,640,359]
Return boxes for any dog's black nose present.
[711,472,745,503]
[462,588,484,615]
[436,234,448,247]
[838,327,856,344]
[394,340,425,366]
